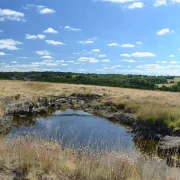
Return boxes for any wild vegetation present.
[0,72,180,92]
[0,80,180,179]
[0,80,180,129]
[0,136,179,179]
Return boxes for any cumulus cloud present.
[92,49,100,52]
[41,56,52,59]
[169,54,175,58]
[120,59,136,63]
[78,57,99,63]
[120,53,131,57]
[78,40,94,44]
[45,40,65,46]
[156,61,167,64]
[97,0,136,4]
[172,0,180,4]
[101,59,110,62]
[121,44,135,48]
[131,52,156,57]
[0,39,22,50]
[36,50,51,56]
[127,2,144,9]
[104,65,122,69]
[154,0,167,7]
[107,43,119,47]
[43,28,58,34]
[64,26,82,31]
[25,34,46,40]
[66,60,74,63]
[0,9,25,22]
[0,52,8,56]
[25,4,55,14]
[17,57,27,59]
[170,61,179,64]
[157,28,172,35]
[99,54,106,58]
[136,41,143,44]
[39,8,55,14]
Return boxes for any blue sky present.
[0,0,180,75]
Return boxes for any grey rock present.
[158,136,180,155]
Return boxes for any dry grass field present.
[0,136,179,180]
[0,81,180,179]
[0,80,180,127]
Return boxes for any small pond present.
[8,109,136,153]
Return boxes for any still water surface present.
[8,109,136,153]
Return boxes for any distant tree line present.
[0,72,179,92]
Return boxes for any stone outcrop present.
[158,136,180,155]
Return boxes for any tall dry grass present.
[0,136,179,180]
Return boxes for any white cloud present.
[78,57,99,63]
[157,61,168,64]
[157,28,171,35]
[170,61,179,64]
[121,44,135,48]
[56,60,65,63]
[46,40,65,46]
[120,59,136,63]
[62,64,68,66]
[0,52,8,56]
[172,0,180,4]
[169,54,175,58]
[104,65,122,69]
[0,30,4,33]
[92,49,100,52]
[25,4,55,15]
[17,57,27,59]
[97,0,136,4]
[64,26,81,31]
[39,8,55,14]
[120,53,131,57]
[0,39,22,50]
[154,0,167,7]
[107,43,119,47]
[0,9,25,21]
[66,60,74,63]
[127,2,144,9]
[11,61,17,64]
[102,59,110,62]
[25,34,46,40]
[99,54,106,58]
[43,28,58,34]
[78,69,85,71]
[78,40,94,44]
[131,52,156,57]
[36,50,51,56]
[136,41,143,44]
[41,56,52,59]
[96,69,104,72]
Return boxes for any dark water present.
[8,109,136,153]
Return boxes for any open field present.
[0,80,180,128]
[158,77,180,88]
[0,81,180,179]
[167,77,180,83]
